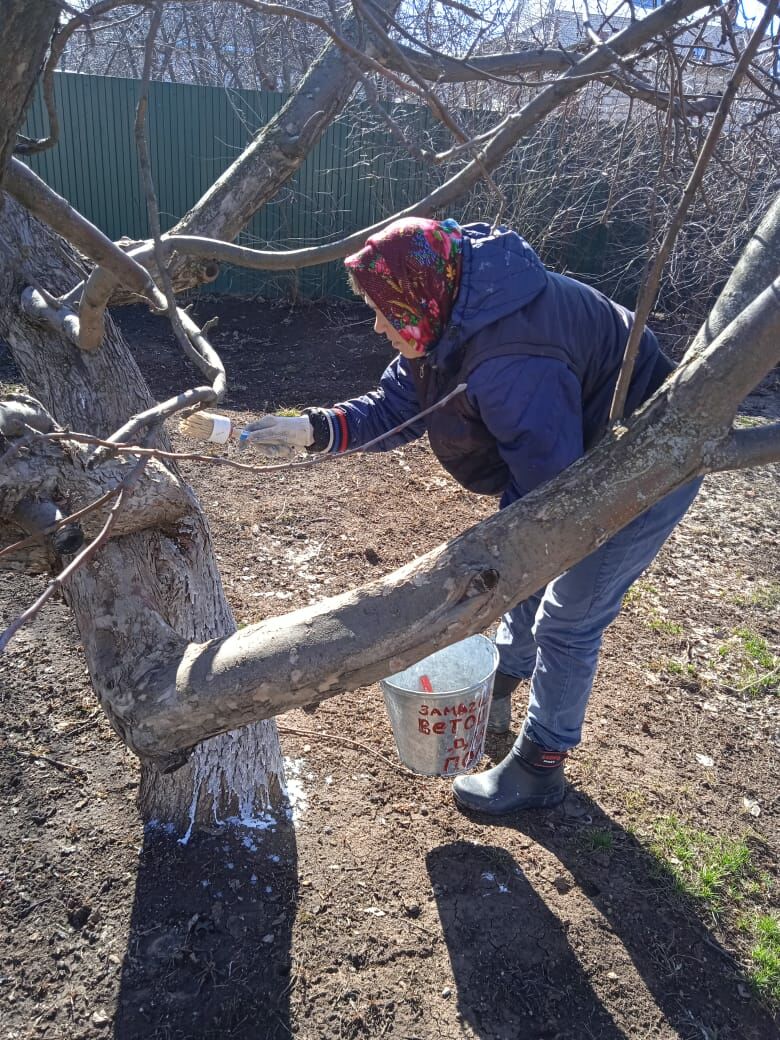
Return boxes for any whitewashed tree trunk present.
[0,194,285,832]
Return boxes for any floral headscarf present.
[345,217,463,354]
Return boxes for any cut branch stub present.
[11,496,84,556]
[0,425,197,544]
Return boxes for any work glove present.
[240,415,314,459]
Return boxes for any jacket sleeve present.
[306,355,425,453]
[467,356,584,507]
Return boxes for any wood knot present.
[466,568,499,596]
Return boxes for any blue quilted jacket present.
[310,224,671,506]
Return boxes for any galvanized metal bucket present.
[380,635,500,777]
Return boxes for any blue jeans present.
[496,479,702,752]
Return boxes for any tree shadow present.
[434,791,777,1040]
[114,820,298,1040]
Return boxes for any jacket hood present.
[431,223,548,369]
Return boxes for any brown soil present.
[1,299,778,1040]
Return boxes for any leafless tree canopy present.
[0,0,779,827]
[50,0,780,330]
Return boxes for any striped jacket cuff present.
[303,407,349,454]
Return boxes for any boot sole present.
[452,784,567,815]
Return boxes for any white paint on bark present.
[180,719,286,844]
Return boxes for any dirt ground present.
[0,298,778,1040]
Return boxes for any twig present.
[608,0,780,423]
[13,26,60,156]
[134,4,224,403]
[93,384,228,458]
[358,0,507,222]
[277,725,424,778]
[51,382,469,475]
[0,455,150,654]
[706,422,780,473]
[733,664,779,695]
[16,749,88,777]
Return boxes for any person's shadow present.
[427,841,624,1039]
[114,819,297,1039]
[428,792,777,1040]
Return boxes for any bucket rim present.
[380,633,499,698]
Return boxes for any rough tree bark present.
[0,1,399,835]
[0,0,60,184]
[2,0,778,834]
[0,196,286,832]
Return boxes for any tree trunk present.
[0,193,285,833]
[0,1,60,183]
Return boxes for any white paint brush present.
[179,410,235,444]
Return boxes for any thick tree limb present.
[0,1,60,182]
[0,428,196,540]
[20,287,81,345]
[685,192,780,360]
[0,454,150,654]
[608,0,779,422]
[6,158,167,320]
[384,37,721,117]
[76,269,780,759]
[706,423,780,472]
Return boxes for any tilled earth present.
[0,299,778,1040]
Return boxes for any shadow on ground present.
[114,821,298,1040]
[428,791,776,1040]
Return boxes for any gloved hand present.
[240,415,314,459]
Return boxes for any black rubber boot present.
[487,672,522,734]
[452,733,568,814]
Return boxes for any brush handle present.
[209,414,233,444]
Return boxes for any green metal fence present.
[21,71,435,299]
[20,72,659,307]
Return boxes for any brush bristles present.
[180,411,218,440]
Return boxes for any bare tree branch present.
[685,193,780,360]
[5,158,167,316]
[707,422,780,472]
[20,286,81,345]
[608,0,779,423]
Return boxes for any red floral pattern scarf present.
[345,218,463,354]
